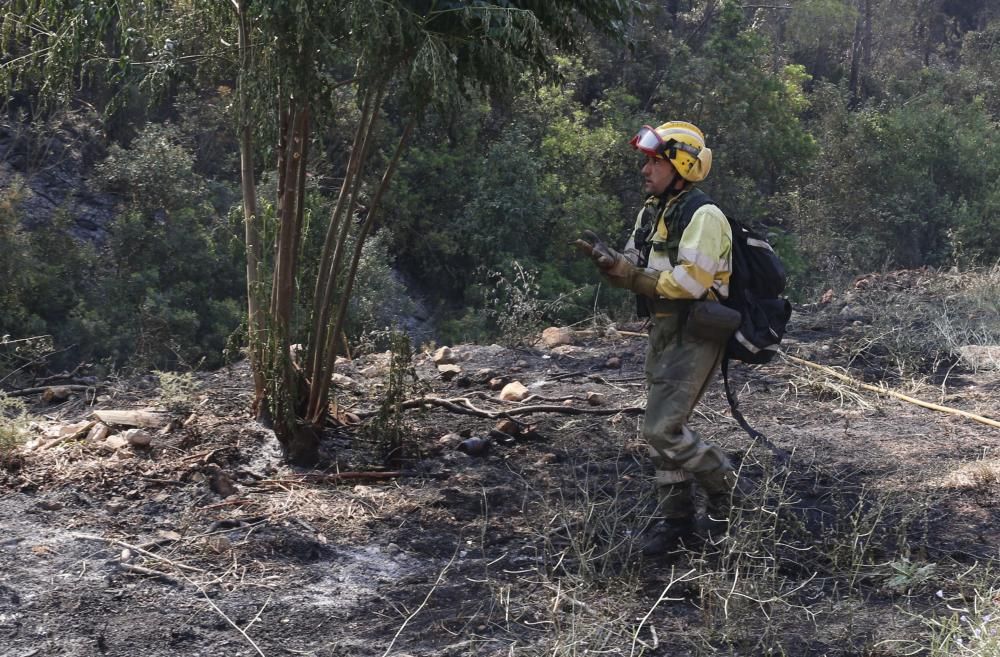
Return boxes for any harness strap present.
[721,358,790,464]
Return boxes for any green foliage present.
[71,122,245,370]
[0,179,94,366]
[93,122,209,214]
[155,370,201,413]
[482,261,554,347]
[360,331,416,466]
[0,394,28,470]
[783,77,1000,293]
[346,233,417,349]
[72,206,243,370]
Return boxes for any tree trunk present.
[312,117,417,420]
[235,0,266,413]
[269,102,318,465]
[848,0,865,108]
[304,82,386,424]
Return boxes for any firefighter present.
[575,121,742,554]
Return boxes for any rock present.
[958,345,1000,370]
[457,437,490,456]
[562,399,574,406]
[604,356,621,369]
[552,345,583,356]
[437,364,462,381]
[41,386,73,403]
[586,392,606,407]
[495,419,520,435]
[541,327,575,348]
[103,434,129,450]
[515,360,529,369]
[499,381,529,402]
[86,423,110,443]
[432,346,457,365]
[438,433,462,448]
[819,289,835,304]
[122,428,153,447]
[473,368,495,382]
[488,377,508,391]
[331,373,356,389]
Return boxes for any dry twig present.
[356,396,644,420]
[785,354,1000,429]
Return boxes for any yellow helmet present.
[630,120,713,182]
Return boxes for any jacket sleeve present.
[621,206,646,265]
[654,204,732,300]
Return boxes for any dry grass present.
[831,266,1000,379]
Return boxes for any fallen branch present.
[74,533,207,573]
[118,562,183,586]
[784,354,1000,430]
[355,396,644,420]
[257,471,402,486]
[6,384,95,398]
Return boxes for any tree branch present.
[354,396,645,420]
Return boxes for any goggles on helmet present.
[630,125,702,159]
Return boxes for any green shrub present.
[155,370,201,413]
[0,394,28,470]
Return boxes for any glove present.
[573,229,620,270]
[573,230,660,299]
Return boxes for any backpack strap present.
[721,357,791,464]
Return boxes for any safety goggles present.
[630,125,702,159]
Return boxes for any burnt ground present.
[2,301,999,657]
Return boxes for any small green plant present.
[883,558,937,594]
[360,331,417,467]
[0,393,28,470]
[155,370,201,413]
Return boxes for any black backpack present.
[675,192,792,362]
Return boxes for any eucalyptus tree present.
[233,0,634,464]
[2,0,633,464]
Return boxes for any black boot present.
[640,517,697,556]
[695,468,748,539]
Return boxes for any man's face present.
[641,155,677,195]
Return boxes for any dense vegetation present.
[2,0,999,373]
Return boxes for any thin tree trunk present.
[312,116,416,422]
[305,83,386,420]
[269,102,318,465]
[235,0,266,409]
[848,0,864,108]
[305,85,379,405]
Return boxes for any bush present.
[0,394,28,470]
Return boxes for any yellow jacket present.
[624,190,732,300]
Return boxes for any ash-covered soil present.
[2,301,999,657]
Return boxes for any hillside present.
[1,272,999,657]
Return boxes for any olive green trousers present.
[643,313,734,518]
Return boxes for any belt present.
[647,298,693,316]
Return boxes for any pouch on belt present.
[685,301,741,343]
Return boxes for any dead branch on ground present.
[355,396,644,420]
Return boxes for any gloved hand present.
[573,230,660,299]
[573,230,620,270]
